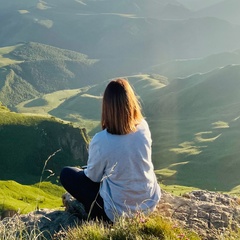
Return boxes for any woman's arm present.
[84,134,106,182]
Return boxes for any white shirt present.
[84,119,161,221]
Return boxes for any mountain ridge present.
[0,42,102,107]
[148,50,240,80]
[196,0,240,25]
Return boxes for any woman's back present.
[85,119,161,221]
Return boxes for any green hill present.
[147,64,240,120]
[0,42,101,107]
[0,104,88,184]
[147,64,240,191]
[148,50,240,80]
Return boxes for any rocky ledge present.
[157,190,240,239]
[0,190,239,239]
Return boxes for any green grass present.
[37,2,50,10]
[18,9,29,14]
[229,185,240,197]
[160,183,200,196]
[0,44,24,67]
[0,105,53,126]
[0,181,65,214]
[15,87,101,133]
[64,213,201,240]
[16,89,82,115]
[0,220,47,240]
[154,117,240,191]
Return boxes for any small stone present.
[62,192,87,219]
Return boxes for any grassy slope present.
[167,117,240,192]
[147,65,240,192]
[0,44,24,67]
[0,104,88,184]
[0,104,88,213]
[15,86,101,133]
[0,181,65,214]
[16,89,83,115]
[133,68,240,193]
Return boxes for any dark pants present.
[60,166,110,221]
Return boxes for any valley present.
[1,0,240,214]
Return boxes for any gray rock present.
[157,190,240,239]
[0,193,86,239]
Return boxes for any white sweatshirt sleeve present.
[84,134,106,182]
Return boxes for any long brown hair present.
[101,78,143,135]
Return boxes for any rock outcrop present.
[1,190,239,239]
[157,190,240,239]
